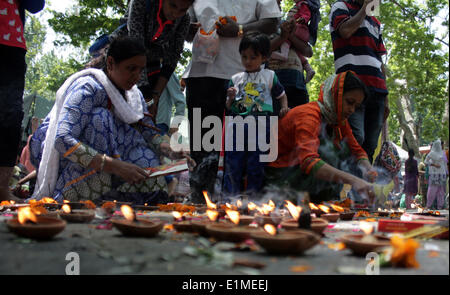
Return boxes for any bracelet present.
[100,154,107,171]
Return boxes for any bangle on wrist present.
[100,154,107,171]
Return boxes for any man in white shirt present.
[183,0,281,203]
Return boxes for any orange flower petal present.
[290,265,313,273]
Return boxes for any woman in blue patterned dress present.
[30,36,194,203]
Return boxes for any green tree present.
[24,15,85,100]
[48,0,128,48]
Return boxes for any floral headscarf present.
[317,71,355,148]
[374,141,401,178]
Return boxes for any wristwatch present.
[238,24,244,37]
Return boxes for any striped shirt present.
[329,0,388,94]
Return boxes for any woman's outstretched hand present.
[352,177,375,204]
[160,142,197,171]
[104,157,149,185]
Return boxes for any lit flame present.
[113,200,117,203]
[172,211,182,220]
[226,203,233,209]
[62,204,71,214]
[247,202,257,211]
[378,207,382,211]
[285,200,302,221]
[63,200,70,203]
[309,203,319,210]
[10,200,15,205]
[144,203,148,206]
[258,201,276,216]
[236,200,242,208]
[18,207,38,225]
[206,209,219,222]
[318,204,330,213]
[263,224,277,236]
[41,197,57,204]
[435,211,440,215]
[226,209,240,225]
[121,205,135,221]
[330,204,344,212]
[360,221,374,235]
[202,191,217,209]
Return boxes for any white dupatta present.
[33,68,144,200]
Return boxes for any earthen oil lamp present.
[225,200,254,225]
[250,224,320,255]
[309,202,322,217]
[254,200,281,226]
[190,191,225,235]
[38,197,61,210]
[280,201,329,235]
[172,211,195,233]
[341,221,390,256]
[330,204,355,220]
[6,207,66,240]
[111,205,163,237]
[59,204,95,223]
[318,204,340,223]
[191,209,222,237]
[206,209,263,243]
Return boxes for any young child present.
[271,0,320,83]
[223,32,289,195]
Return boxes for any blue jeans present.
[223,115,270,195]
[347,92,386,163]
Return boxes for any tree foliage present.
[24,15,85,100]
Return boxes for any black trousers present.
[0,45,26,167]
[185,77,228,203]
[272,86,309,115]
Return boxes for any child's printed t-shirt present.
[229,68,285,116]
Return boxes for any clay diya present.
[340,221,390,256]
[309,203,323,217]
[191,209,221,237]
[111,205,163,237]
[329,204,355,220]
[39,197,62,210]
[206,209,263,242]
[206,223,263,243]
[318,204,340,222]
[58,204,95,223]
[223,208,254,226]
[225,214,254,225]
[6,207,66,240]
[171,211,196,233]
[280,218,329,235]
[251,224,321,255]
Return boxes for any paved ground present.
[0,210,448,275]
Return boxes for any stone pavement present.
[0,211,448,275]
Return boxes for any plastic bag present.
[192,28,220,64]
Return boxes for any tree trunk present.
[395,91,419,156]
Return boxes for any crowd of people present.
[1,0,448,209]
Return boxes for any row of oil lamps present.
[2,192,389,256]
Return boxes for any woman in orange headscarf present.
[265,71,377,202]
